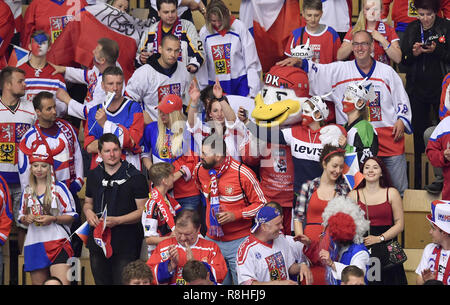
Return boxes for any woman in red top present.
[348,157,407,285]
[293,144,350,284]
[337,0,402,65]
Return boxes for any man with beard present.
[193,134,266,285]
[0,66,37,254]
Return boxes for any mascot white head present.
[252,65,309,127]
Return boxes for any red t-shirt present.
[344,22,399,65]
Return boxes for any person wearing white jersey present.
[298,30,412,196]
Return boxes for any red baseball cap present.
[156,94,183,114]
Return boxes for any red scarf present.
[432,245,450,285]
[213,16,235,37]
[156,18,182,52]
[208,156,232,237]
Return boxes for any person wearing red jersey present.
[147,209,227,285]
[19,31,68,117]
[0,1,14,69]
[21,0,88,48]
[382,0,449,36]
[279,0,341,67]
[0,174,12,285]
[338,0,402,66]
[193,134,266,285]
[142,162,181,258]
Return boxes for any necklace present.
[308,129,319,144]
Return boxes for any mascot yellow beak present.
[252,93,301,128]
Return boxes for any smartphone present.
[422,40,432,49]
[242,109,248,119]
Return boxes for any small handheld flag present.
[343,152,364,190]
[8,44,30,67]
[73,221,90,245]
[93,207,113,258]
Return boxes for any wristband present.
[384,42,391,50]
[190,103,199,109]
[217,96,226,102]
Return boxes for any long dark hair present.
[357,156,393,189]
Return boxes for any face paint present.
[365,0,381,22]
[301,101,315,125]
[31,35,49,57]
[342,101,356,113]
[301,115,314,126]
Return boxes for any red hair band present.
[322,148,345,162]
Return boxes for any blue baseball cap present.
[251,206,281,233]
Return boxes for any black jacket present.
[401,17,450,95]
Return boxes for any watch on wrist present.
[379,235,385,242]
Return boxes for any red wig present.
[327,212,356,242]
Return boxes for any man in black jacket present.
[400,0,450,190]
[83,133,149,285]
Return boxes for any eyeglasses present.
[352,42,371,48]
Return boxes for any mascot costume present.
[232,39,346,235]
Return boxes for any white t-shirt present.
[416,243,450,285]
[236,234,296,284]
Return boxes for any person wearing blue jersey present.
[84,66,144,172]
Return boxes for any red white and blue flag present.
[73,220,90,245]
[343,152,364,190]
[7,44,29,67]
[93,206,113,258]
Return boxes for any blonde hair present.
[156,110,186,157]
[352,0,383,34]
[28,163,53,215]
[205,0,231,33]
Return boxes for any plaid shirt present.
[293,176,350,224]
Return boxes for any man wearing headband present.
[236,205,311,285]
[19,31,68,117]
[416,200,450,285]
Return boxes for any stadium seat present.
[403,189,440,249]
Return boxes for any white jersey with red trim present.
[236,234,296,284]
[0,98,37,184]
[125,59,191,122]
[302,59,412,157]
[19,62,68,117]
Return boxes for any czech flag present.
[343,152,364,190]
[93,207,112,258]
[73,220,90,245]
[252,0,301,73]
[8,44,29,67]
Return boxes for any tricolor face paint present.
[31,34,49,57]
